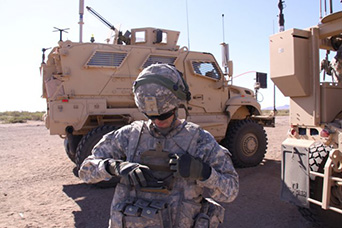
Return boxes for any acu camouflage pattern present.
[133,64,187,115]
[79,120,239,228]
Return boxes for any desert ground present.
[0,116,319,228]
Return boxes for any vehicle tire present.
[75,125,120,188]
[64,134,83,163]
[301,142,342,228]
[75,125,117,170]
[309,142,330,176]
[220,119,268,167]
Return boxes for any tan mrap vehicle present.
[270,2,342,226]
[40,4,274,175]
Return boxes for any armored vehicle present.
[40,2,274,173]
[271,0,342,226]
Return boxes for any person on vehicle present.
[79,63,239,228]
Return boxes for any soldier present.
[79,63,239,228]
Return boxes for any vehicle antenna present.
[221,14,228,79]
[222,14,225,43]
[186,0,190,50]
[278,0,285,32]
[53,27,70,41]
[79,0,84,43]
[275,1,285,113]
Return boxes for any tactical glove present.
[106,159,158,187]
[169,154,211,181]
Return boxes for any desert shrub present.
[262,109,289,116]
[0,111,45,124]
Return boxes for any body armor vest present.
[110,120,211,228]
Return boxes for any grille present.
[86,52,127,67]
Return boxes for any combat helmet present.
[133,63,191,117]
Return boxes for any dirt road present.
[0,116,316,227]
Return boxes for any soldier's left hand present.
[169,153,211,181]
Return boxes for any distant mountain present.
[262,104,289,110]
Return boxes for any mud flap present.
[281,138,314,208]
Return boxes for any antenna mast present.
[278,0,285,32]
[186,0,190,50]
[222,14,225,43]
[221,14,231,84]
[79,0,84,43]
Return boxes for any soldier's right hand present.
[106,159,157,187]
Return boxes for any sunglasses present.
[144,109,175,121]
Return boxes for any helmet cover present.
[133,64,189,115]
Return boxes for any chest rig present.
[127,120,200,192]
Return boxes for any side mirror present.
[256,72,267,89]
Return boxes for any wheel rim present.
[241,133,258,157]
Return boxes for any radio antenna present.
[186,0,190,50]
[220,14,230,83]
[222,14,225,43]
[278,0,285,32]
[79,0,84,43]
[53,27,70,41]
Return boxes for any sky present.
[0,0,341,112]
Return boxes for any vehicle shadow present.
[63,183,114,228]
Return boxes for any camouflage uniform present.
[79,64,239,227]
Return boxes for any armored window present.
[192,61,221,80]
[86,51,127,68]
[135,31,146,43]
[161,32,167,44]
[142,55,177,68]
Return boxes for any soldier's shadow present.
[63,183,115,228]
